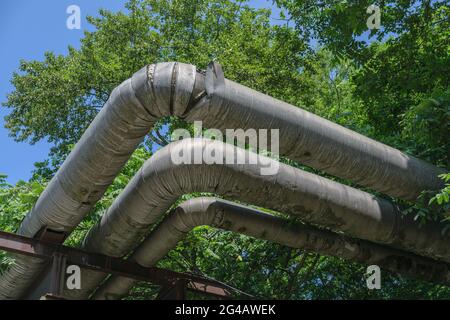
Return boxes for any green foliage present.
[0,177,46,233]
[279,0,450,150]
[429,173,450,215]
[401,89,450,165]
[276,0,449,62]
[0,175,47,274]
[351,23,450,140]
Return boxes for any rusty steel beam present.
[49,253,67,296]
[187,281,232,298]
[0,230,240,299]
[157,280,186,300]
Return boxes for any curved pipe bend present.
[94,197,450,300]
[17,61,447,240]
[0,61,201,299]
[18,62,199,238]
[1,60,445,299]
[63,138,450,299]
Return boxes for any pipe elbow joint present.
[131,62,199,118]
[175,197,225,229]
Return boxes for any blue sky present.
[0,0,128,184]
[0,1,281,184]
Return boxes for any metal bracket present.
[0,230,248,300]
[35,226,67,243]
[49,252,67,297]
[157,280,186,300]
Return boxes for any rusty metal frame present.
[0,230,251,300]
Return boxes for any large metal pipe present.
[91,197,450,300]
[62,139,450,299]
[1,61,445,299]
[195,62,446,201]
[0,62,198,299]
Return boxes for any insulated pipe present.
[0,62,199,299]
[92,197,450,300]
[193,62,446,201]
[0,60,445,299]
[62,139,450,299]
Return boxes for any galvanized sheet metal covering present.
[192,62,446,201]
[0,60,446,299]
[63,139,450,299]
[0,62,195,299]
[93,197,450,300]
